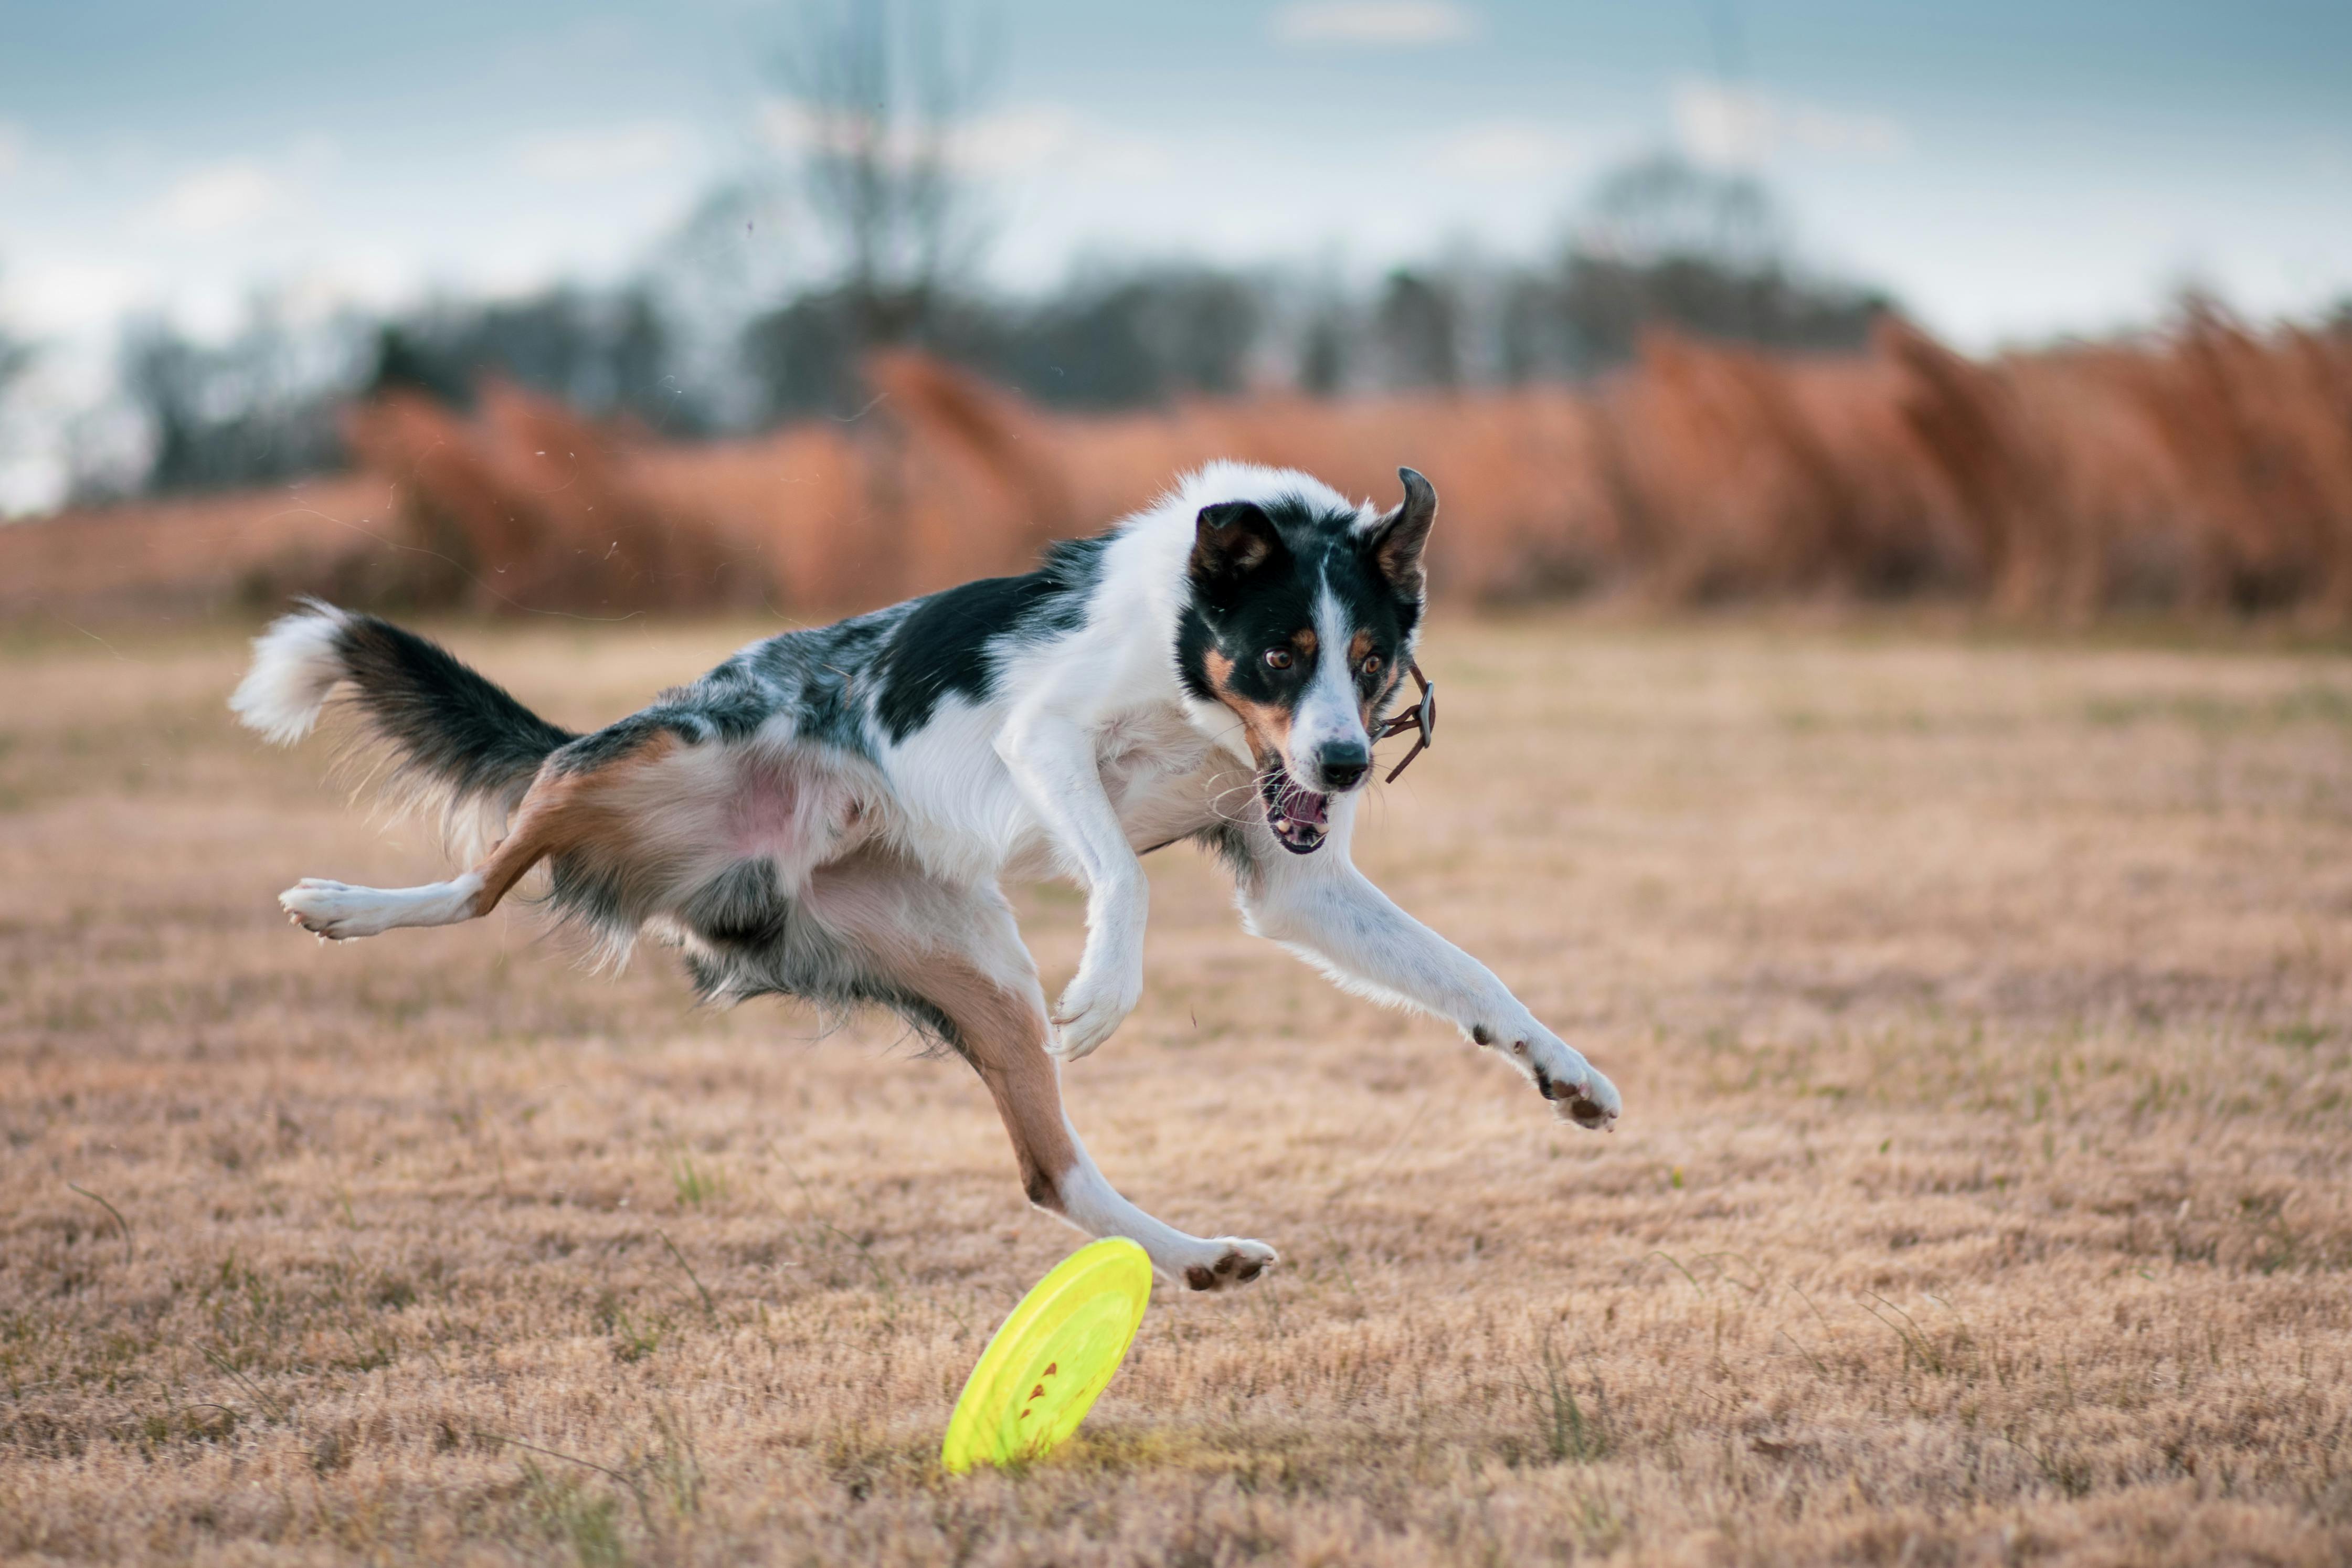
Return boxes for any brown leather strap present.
[1375,661,1437,782]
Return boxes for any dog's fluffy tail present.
[231,600,577,857]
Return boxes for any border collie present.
[232,464,1621,1291]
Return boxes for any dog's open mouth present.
[1260,767,1330,854]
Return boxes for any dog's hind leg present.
[279,873,489,940]
[282,729,683,941]
[806,853,1278,1292]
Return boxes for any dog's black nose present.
[1316,740,1370,791]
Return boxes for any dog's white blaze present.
[1291,577,1369,786]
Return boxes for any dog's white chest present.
[1095,708,1248,851]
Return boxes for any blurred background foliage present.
[64,149,1891,503]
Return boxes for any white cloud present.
[757,99,1167,181]
[1271,1,1479,46]
[1421,121,1599,181]
[756,98,872,160]
[1672,78,1906,169]
[754,99,806,155]
[961,105,1170,179]
[957,105,1085,175]
[757,98,970,167]
[512,121,690,182]
[10,259,155,333]
[152,162,284,235]
[0,123,24,178]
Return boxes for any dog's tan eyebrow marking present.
[1294,629,1317,654]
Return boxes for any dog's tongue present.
[1280,780,1329,827]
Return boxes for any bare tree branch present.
[769,0,996,348]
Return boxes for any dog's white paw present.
[1549,1062,1621,1130]
[1050,949,1143,1061]
[280,873,481,941]
[1493,1029,1620,1131]
[280,878,381,941]
[1180,1238,1279,1293]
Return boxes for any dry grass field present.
[6,609,2352,1566]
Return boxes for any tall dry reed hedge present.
[13,311,2348,623]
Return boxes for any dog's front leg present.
[997,707,1148,1060]
[1238,841,1620,1129]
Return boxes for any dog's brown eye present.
[1361,655,1384,677]
[1264,648,1293,670]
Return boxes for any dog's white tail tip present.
[230,600,352,745]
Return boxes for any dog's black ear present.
[1190,501,1287,602]
[1363,467,1437,595]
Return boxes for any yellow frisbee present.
[941,1237,1153,1474]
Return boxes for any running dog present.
[231,463,1622,1291]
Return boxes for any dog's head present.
[1178,467,1436,854]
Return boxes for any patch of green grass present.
[1506,1333,1613,1466]
[521,1460,633,1568]
[592,1290,662,1363]
[667,1150,722,1209]
[2083,684,2352,732]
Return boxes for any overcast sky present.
[2,0,2349,354]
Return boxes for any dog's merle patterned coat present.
[232,463,1621,1291]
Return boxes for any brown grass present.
[6,612,2352,1564]
[8,310,2351,625]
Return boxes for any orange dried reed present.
[9,311,2348,624]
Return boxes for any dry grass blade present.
[67,1182,134,1264]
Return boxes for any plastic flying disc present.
[941,1237,1152,1474]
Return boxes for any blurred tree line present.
[0,326,30,402]
[88,150,1890,504]
[73,0,1892,503]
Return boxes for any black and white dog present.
[232,464,1620,1291]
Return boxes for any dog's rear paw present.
[1181,1239,1278,1292]
[280,878,376,941]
